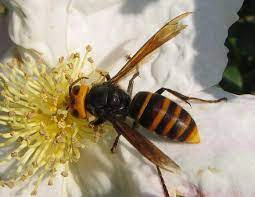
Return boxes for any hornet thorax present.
[86,83,131,120]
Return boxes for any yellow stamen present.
[0,46,111,195]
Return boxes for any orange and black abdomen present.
[129,92,200,143]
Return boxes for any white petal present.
[5,0,242,93]
[4,0,120,64]
[67,137,147,197]
[158,87,255,196]
[70,0,121,15]
[68,134,183,196]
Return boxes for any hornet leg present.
[110,133,121,153]
[127,69,140,97]
[89,118,105,142]
[89,118,105,134]
[155,88,227,107]
[156,166,170,197]
[89,118,105,127]
[110,111,138,154]
[104,73,111,81]
[132,121,139,129]
[97,69,111,81]
[110,116,138,153]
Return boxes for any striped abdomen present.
[129,92,200,143]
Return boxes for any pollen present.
[0,45,110,195]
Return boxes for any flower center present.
[0,46,108,195]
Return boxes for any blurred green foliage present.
[220,0,255,94]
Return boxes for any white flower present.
[1,0,254,197]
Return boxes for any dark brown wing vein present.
[110,12,191,84]
[108,117,181,173]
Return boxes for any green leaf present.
[222,65,243,89]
